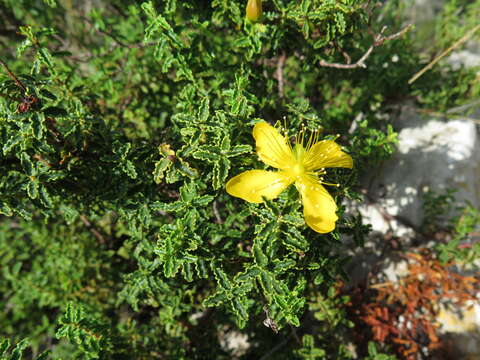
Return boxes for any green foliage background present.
[0,0,478,358]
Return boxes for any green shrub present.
[0,0,478,358]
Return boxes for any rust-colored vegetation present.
[345,249,479,359]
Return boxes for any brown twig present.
[333,40,352,64]
[0,58,27,92]
[80,215,106,244]
[64,16,157,63]
[319,24,413,69]
[404,105,480,124]
[408,24,480,84]
[80,16,128,47]
[275,51,286,98]
[212,200,223,224]
[32,154,54,168]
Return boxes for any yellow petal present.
[296,177,338,233]
[226,170,293,203]
[303,140,353,171]
[253,122,294,169]
[246,0,262,22]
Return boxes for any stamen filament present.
[320,181,340,187]
[259,128,291,167]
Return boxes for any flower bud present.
[246,0,262,22]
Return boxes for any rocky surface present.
[358,107,480,238]
[345,34,480,356]
[346,2,480,356]
[436,302,480,360]
[448,48,480,70]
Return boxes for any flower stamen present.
[226,121,353,233]
[319,180,340,187]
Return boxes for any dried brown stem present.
[275,51,286,98]
[408,24,480,84]
[334,40,352,64]
[212,200,223,224]
[319,24,413,69]
[405,105,480,124]
[80,215,106,244]
[0,58,27,92]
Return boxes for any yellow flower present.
[226,122,353,233]
[245,0,262,22]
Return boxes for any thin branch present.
[80,16,128,47]
[66,41,158,63]
[446,99,480,114]
[319,24,413,69]
[0,58,27,92]
[402,105,480,124]
[333,40,352,64]
[275,51,286,98]
[408,24,480,84]
[212,200,223,224]
[80,215,106,244]
[81,15,159,50]
[65,16,157,63]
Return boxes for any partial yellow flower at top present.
[226,121,353,233]
[246,0,262,22]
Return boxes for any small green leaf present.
[198,97,209,122]
[31,113,44,139]
[195,195,214,206]
[227,144,252,157]
[213,266,232,290]
[38,47,55,69]
[0,339,10,355]
[203,291,228,306]
[232,297,248,321]
[212,157,230,190]
[11,338,29,360]
[3,135,22,154]
[151,201,184,213]
[368,342,378,355]
[43,107,67,117]
[39,88,57,100]
[27,179,39,199]
[60,204,79,224]
[192,149,220,162]
[122,160,137,179]
[252,242,268,267]
[0,202,13,216]
[20,153,36,176]
[38,186,52,208]
[180,183,196,202]
[153,158,172,183]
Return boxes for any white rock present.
[438,301,480,334]
[219,329,250,358]
[403,0,446,24]
[382,258,409,282]
[359,108,480,236]
[448,50,480,71]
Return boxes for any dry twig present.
[212,200,223,224]
[319,24,413,69]
[398,104,480,124]
[0,58,27,92]
[80,215,106,244]
[408,24,480,84]
[275,52,286,98]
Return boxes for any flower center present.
[291,162,304,177]
[285,144,306,179]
